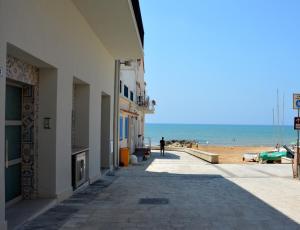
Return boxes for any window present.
[120,80,122,94]
[125,117,129,139]
[130,91,134,101]
[119,116,123,140]
[124,85,128,98]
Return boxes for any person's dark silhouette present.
[160,137,165,156]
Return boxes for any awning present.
[120,109,139,117]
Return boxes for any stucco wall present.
[0,0,116,226]
[119,59,147,153]
[120,67,137,100]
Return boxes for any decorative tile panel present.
[6,55,39,85]
[6,55,39,199]
[22,85,39,199]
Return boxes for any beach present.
[193,145,274,164]
[145,123,296,147]
[145,123,295,164]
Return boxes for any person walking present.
[160,137,165,156]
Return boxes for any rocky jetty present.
[165,139,198,148]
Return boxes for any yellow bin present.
[120,147,129,167]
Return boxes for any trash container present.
[119,147,129,166]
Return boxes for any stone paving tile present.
[19,177,116,230]
[20,151,300,230]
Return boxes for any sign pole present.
[295,108,300,178]
[292,94,300,178]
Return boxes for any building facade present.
[119,59,155,157]
[0,0,144,229]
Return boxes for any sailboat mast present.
[273,107,275,145]
[272,108,275,126]
[282,93,285,144]
[277,89,280,145]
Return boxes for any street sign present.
[295,117,300,130]
[293,94,300,110]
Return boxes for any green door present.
[5,84,22,202]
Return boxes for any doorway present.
[71,77,90,190]
[5,84,22,204]
[5,47,58,229]
[101,93,111,173]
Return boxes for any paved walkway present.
[21,151,300,230]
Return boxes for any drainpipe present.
[113,60,120,169]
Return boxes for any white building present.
[0,0,144,229]
[119,59,155,159]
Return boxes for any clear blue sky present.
[140,0,300,125]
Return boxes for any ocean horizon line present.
[145,123,294,127]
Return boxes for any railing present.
[136,136,151,149]
[137,95,156,113]
[144,137,151,149]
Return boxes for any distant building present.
[0,0,145,229]
[119,59,155,158]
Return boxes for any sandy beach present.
[192,145,274,164]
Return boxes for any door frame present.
[5,81,24,207]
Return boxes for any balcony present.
[131,0,144,47]
[137,95,155,114]
[72,0,144,59]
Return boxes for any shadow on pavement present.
[153,151,181,160]
[20,150,299,229]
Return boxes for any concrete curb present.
[151,146,219,164]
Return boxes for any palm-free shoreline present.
[162,140,274,164]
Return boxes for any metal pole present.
[272,108,275,145]
[277,89,280,145]
[296,109,300,178]
[113,60,121,169]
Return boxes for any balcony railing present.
[137,95,155,113]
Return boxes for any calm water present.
[145,123,298,147]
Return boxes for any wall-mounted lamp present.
[44,117,51,129]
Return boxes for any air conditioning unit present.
[72,151,87,189]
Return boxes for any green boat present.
[259,151,287,162]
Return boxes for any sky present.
[140,0,300,125]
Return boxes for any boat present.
[258,150,287,163]
[282,145,295,158]
[243,153,258,162]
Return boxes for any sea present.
[145,123,298,147]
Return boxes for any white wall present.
[0,0,116,225]
[120,63,138,100]
[73,83,90,148]
[137,61,145,95]
[38,69,58,198]
[119,59,147,154]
